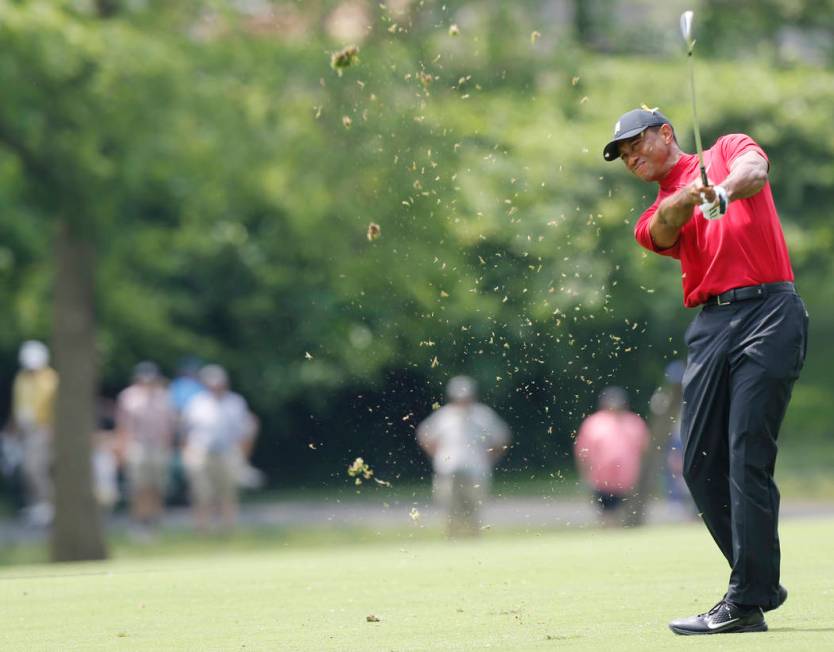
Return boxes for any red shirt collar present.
[659,152,697,192]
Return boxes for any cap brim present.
[602,126,647,161]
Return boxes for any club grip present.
[700,166,709,187]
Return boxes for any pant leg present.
[22,427,52,506]
[447,472,486,537]
[726,293,808,608]
[680,309,734,565]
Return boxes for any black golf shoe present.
[669,600,767,635]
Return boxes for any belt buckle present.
[716,294,731,306]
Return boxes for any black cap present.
[602,108,672,161]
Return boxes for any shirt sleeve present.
[233,394,251,441]
[574,418,591,458]
[633,196,682,259]
[181,396,199,434]
[11,375,23,420]
[719,133,769,168]
[416,411,439,446]
[483,407,510,447]
[573,419,594,482]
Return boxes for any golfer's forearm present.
[656,192,695,228]
[650,190,695,247]
[721,155,768,201]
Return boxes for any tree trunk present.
[50,220,107,562]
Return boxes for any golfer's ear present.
[660,124,674,143]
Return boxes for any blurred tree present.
[0,0,214,559]
[0,0,108,560]
[0,0,831,504]
[699,0,834,63]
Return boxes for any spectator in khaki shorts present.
[417,376,510,537]
[116,361,176,536]
[182,365,257,531]
[12,340,59,527]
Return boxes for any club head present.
[680,10,695,51]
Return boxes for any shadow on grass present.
[768,627,834,633]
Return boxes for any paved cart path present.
[2,494,833,545]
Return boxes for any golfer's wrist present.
[679,187,700,213]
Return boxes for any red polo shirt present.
[634,134,794,307]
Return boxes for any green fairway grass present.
[1,518,833,651]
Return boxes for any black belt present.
[706,282,795,307]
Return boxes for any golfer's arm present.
[649,189,698,249]
[720,151,768,201]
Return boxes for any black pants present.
[680,289,808,609]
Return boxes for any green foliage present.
[0,1,831,484]
[699,0,834,63]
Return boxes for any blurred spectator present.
[0,427,25,513]
[116,361,176,536]
[574,387,650,527]
[170,357,205,414]
[168,357,206,505]
[182,365,258,531]
[417,375,510,537]
[92,397,119,514]
[11,340,58,527]
[655,361,696,517]
[625,360,687,526]
[665,428,692,510]
[236,411,264,490]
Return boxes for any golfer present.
[603,107,808,635]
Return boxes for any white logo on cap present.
[614,121,621,136]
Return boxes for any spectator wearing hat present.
[116,361,176,534]
[169,357,205,415]
[167,357,207,505]
[574,387,650,527]
[181,365,257,531]
[417,375,510,537]
[11,340,58,526]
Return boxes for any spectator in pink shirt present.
[116,361,176,536]
[574,387,650,526]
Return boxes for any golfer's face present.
[619,128,668,182]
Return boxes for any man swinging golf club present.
[601,13,808,636]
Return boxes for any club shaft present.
[687,52,709,186]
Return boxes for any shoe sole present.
[669,622,768,636]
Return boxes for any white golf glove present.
[700,184,729,221]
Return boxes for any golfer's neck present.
[657,149,684,181]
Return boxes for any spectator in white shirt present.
[417,376,510,537]
[182,365,256,531]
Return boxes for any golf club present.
[680,10,709,187]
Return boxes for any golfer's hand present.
[688,181,728,221]
[682,181,708,206]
